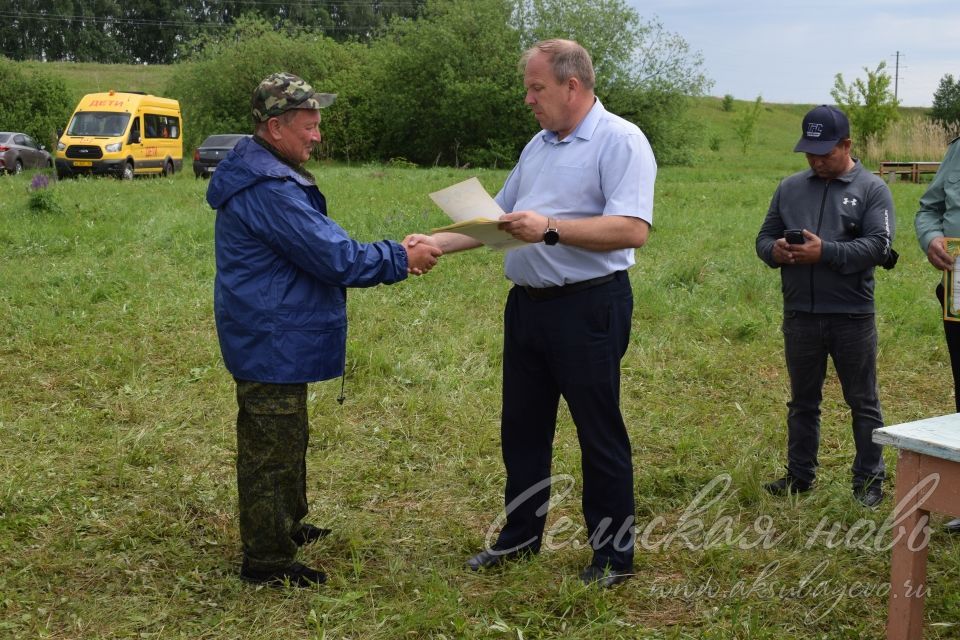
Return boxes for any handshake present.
[401,233,443,276]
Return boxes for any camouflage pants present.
[234,379,310,572]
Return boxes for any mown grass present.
[2,105,959,639]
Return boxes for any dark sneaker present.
[240,560,327,587]
[764,474,812,496]
[945,517,960,534]
[291,523,332,547]
[854,484,883,508]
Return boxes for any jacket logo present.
[843,197,858,206]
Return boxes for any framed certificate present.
[944,238,960,322]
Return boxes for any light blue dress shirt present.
[496,99,657,288]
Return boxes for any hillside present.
[19,60,175,103]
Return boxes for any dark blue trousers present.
[495,271,635,571]
[782,311,885,488]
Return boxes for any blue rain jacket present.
[208,136,408,383]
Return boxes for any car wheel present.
[47,159,53,168]
[14,159,23,174]
[121,162,134,180]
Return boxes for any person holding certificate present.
[914,133,960,533]
[408,39,656,587]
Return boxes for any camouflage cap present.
[251,72,336,122]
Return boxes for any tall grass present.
[1,111,959,638]
[861,116,955,164]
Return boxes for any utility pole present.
[893,51,901,101]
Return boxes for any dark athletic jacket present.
[756,159,895,314]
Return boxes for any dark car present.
[193,134,249,178]
[0,132,52,174]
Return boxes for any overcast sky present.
[625,0,958,107]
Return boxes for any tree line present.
[0,0,427,64]
[1,0,714,168]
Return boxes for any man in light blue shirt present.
[411,39,656,587]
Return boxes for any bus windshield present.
[67,112,131,137]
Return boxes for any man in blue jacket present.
[756,105,895,509]
[208,72,441,587]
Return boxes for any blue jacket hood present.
[207,136,311,209]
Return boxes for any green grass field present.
[2,95,959,639]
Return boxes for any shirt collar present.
[541,97,604,144]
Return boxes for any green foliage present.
[357,0,528,166]
[0,57,73,148]
[164,0,709,167]
[515,1,712,165]
[165,15,353,152]
[734,95,764,154]
[929,73,960,134]
[1,1,428,64]
[28,186,63,215]
[831,61,900,148]
[722,94,735,112]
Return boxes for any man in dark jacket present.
[208,72,441,587]
[756,105,895,509]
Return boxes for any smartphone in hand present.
[784,229,805,245]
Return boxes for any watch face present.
[544,229,560,245]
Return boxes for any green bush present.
[28,187,63,215]
[0,57,72,149]
[165,16,352,153]
[722,94,735,112]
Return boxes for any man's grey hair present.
[254,109,306,135]
[520,39,595,91]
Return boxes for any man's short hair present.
[521,39,596,91]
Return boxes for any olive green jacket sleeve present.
[916,136,960,253]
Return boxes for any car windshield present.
[0,133,10,143]
[67,112,131,137]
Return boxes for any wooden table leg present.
[887,450,929,639]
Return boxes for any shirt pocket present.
[946,171,960,210]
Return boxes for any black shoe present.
[465,546,534,571]
[240,560,327,587]
[291,523,332,547]
[945,517,960,534]
[764,474,812,496]
[853,484,883,508]
[579,564,633,588]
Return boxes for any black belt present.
[521,273,617,301]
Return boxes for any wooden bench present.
[878,161,941,183]
[872,414,960,638]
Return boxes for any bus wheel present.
[121,162,134,180]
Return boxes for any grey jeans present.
[781,311,885,487]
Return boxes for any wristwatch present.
[543,218,560,246]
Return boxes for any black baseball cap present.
[794,105,850,154]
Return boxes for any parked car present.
[193,134,249,178]
[0,132,52,174]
